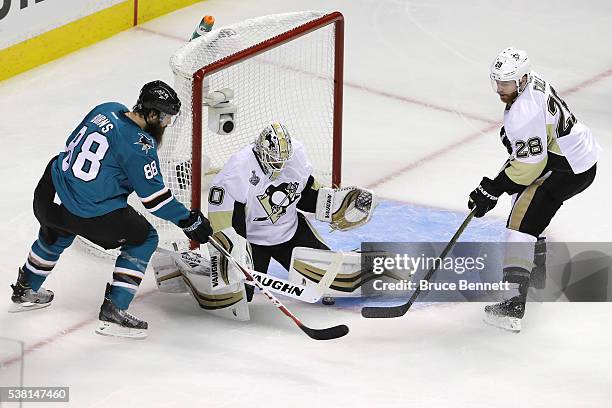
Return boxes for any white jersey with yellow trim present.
[208,140,313,246]
[503,71,601,185]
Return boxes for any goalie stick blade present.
[299,324,349,340]
[361,303,409,319]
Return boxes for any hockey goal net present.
[142,11,344,249]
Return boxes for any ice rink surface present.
[1,0,611,406]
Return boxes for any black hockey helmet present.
[135,80,181,116]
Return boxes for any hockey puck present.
[322,296,335,306]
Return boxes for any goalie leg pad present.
[152,228,252,321]
[289,247,365,297]
[183,270,250,321]
[151,250,188,293]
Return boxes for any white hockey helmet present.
[254,122,293,179]
[490,47,531,93]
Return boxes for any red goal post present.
[190,11,344,213]
[152,11,344,249]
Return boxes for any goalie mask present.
[490,47,531,95]
[253,123,294,179]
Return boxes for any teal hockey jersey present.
[51,102,189,225]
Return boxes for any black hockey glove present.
[500,126,513,155]
[179,209,213,243]
[468,177,502,218]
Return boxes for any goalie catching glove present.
[315,186,377,231]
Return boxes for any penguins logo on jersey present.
[135,133,154,154]
[254,182,301,224]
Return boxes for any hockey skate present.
[9,268,54,313]
[96,284,148,339]
[530,237,547,290]
[483,296,525,332]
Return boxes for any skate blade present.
[483,314,521,333]
[8,301,52,313]
[95,320,147,339]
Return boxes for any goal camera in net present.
[205,88,236,135]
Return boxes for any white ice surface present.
[1,0,611,406]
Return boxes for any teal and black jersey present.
[51,102,189,225]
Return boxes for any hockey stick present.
[207,237,349,340]
[361,208,476,318]
[247,270,322,303]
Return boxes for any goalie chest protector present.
[208,141,313,246]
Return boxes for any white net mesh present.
[130,11,340,249]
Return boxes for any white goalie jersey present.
[208,140,313,246]
[502,71,602,186]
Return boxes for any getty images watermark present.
[360,242,612,302]
[370,252,510,292]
